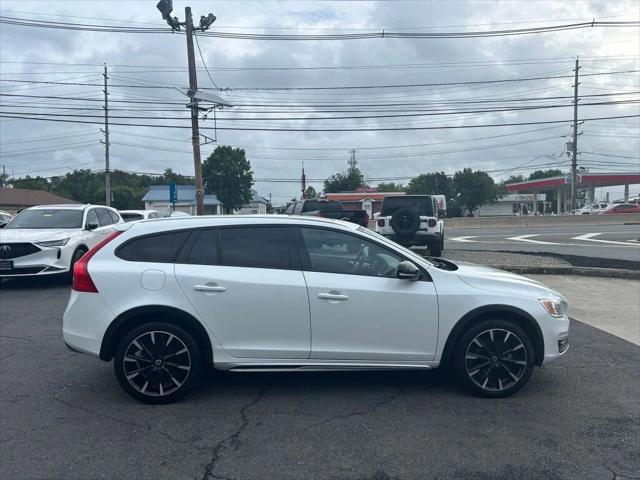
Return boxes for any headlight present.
[36,238,70,247]
[539,298,564,318]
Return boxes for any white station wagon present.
[63,215,570,403]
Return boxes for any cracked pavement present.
[1,277,639,480]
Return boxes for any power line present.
[2,15,638,39]
[194,32,218,89]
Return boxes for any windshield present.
[381,196,434,216]
[5,209,83,229]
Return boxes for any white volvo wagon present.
[63,215,570,403]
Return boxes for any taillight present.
[377,219,385,227]
[428,219,437,228]
[73,230,122,293]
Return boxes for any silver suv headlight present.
[36,238,70,247]
[539,298,565,318]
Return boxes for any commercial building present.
[142,185,222,215]
[475,193,548,217]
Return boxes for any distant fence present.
[443,214,640,230]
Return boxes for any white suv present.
[0,204,123,278]
[63,215,569,403]
[375,195,444,256]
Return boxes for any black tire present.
[67,247,87,282]
[453,319,535,398]
[114,322,202,404]
[429,238,442,257]
[390,208,421,237]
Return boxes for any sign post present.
[169,181,177,212]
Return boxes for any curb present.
[493,265,640,280]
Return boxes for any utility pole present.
[101,64,111,206]
[156,1,217,215]
[185,7,205,216]
[570,57,580,212]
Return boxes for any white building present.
[142,185,222,216]
[235,189,269,215]
[475,193,548,217]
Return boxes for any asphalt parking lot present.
[1,277,639,480]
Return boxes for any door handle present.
[318,292,349,301]
[194,283,227,293]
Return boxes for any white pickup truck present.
[374,195,445,256]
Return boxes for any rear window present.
[121,213,144,222]
[318,201,342,211]
[117,231,190,263]
[219,227,291,270]
[381,196,434,217]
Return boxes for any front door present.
[297,226,438,362]
[175,226,310,359]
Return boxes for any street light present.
[156,0,182,30]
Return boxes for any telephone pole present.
[184,7,205,215]
[156,1,217,215]
[570,57,580,212]
[101,64,111,206]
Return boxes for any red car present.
[598,203,640,214]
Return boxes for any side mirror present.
[397,260,421,280]
[85,221,99,231]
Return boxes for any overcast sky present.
[1,0,639,204]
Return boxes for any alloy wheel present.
[464,328,528,392]
[122,330,192,397]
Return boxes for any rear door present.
[175,226,311,359]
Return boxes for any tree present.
[324,169,365,193]
[452,168,500,214]
[377,182,404,192]
[529,169,564,180]
[153,168,192,186]
[503,174,525,184]
[10,175,50,191]
[406,172,453,199]
[202,145,254,213]
[304,186,318,199]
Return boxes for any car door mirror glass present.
[397,260,421,280]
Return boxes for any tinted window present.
[318,201,342,211]
[96,208,114,226]
[300,227,402,278]
[5,209,83,229]
[121,212,144,222]
[85,209,99,227]
[219,227,290,269]
[108,210,121,223]
[188,229,219,265]
[301,200,318,212]
[117,231,190,263]
[381,196,434,217]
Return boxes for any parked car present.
[0,204,123,278]
[375,195,444,256]
[598,203,640,215]
[119,210,163,223]
[575,203,609,215]
[0,210,13,228]
[286,199,369,227]
[63,215,569,403]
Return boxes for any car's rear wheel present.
[454,319,534,398]
[429,238,442,257]
[114,322,201,404]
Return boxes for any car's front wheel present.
[454,319,534,397]
[114,322,201,404]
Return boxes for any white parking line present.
[506,234,563,245]
[449,236,478,242]
[572,233,640,247]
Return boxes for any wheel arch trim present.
[439,304,545,368]
[99,305,213,365]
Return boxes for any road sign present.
[564,174,582,184]
[169,182,177,211]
